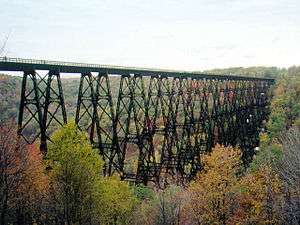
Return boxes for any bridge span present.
[0,57,274,185]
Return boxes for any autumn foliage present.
[0,120,299,224]
[46,122,137,224]
[0,123,49,224]
[182,145,242,224]
[181,145,284,225]
[230,165,283,224]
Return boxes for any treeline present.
[1,121,299,224]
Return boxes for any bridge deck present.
[0,57,274,82]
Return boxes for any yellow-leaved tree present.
[181,144,284,225]
[229,164,283,224]
[182,144,242,225]
[46,122,137,225]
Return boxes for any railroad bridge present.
[0,57,274,185]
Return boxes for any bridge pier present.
[18,70,67,152]
[18,70,43,146]
[41,71,67,152]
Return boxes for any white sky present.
[1,0,300,70]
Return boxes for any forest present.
[0,65,300,225]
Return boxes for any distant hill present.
[203,66,285,78]
[0,74,78,123]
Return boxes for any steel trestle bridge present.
[0,57,274,185]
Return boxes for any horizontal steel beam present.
[0,57,275,82]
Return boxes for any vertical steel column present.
[199,79,211,152]
[143,75,163,184]
[173,77,185,177]
[93,73,118,175]
[75,72,98,144]
[189,78,204,178]
[115,74,135,180]
[18,70,44,148]
[41,71,67,152]
[133,75,156,184]
[164,77,180,178]
[157,76,177,184]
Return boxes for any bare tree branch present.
[276,128,300,224]
[0,32,10,56]
[277,128,300,186]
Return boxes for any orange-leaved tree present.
[0,122,50,225]
[17,144,50,223]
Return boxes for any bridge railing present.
[0,56,123,69]
[0,57,276,82]
[0,56,194,73]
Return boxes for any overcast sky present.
[1,0,300,70]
